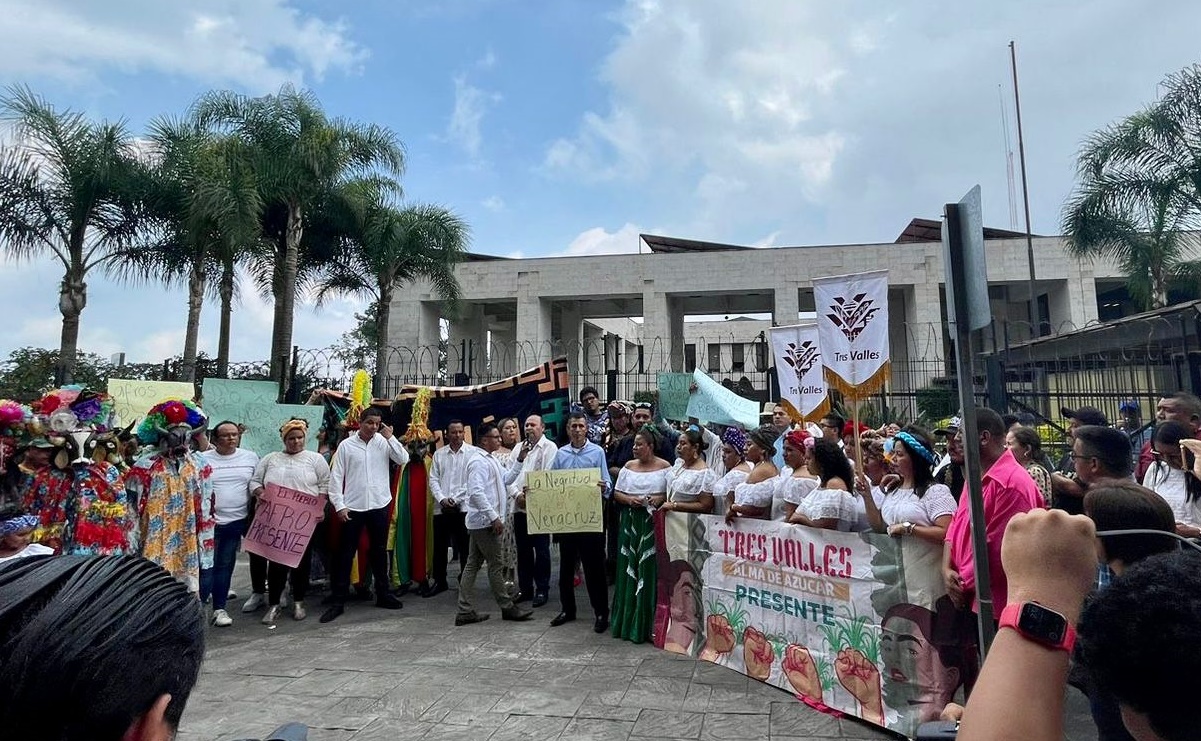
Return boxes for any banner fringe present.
[824,362,890,401]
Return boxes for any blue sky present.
[3,0,1201,364]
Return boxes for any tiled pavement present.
[179,565,1096,741]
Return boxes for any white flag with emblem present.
[813,270,890,399]
[769,323,829,422]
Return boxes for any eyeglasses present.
[1070,453,1096,462]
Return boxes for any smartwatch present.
[998,601,1076,652]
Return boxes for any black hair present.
[1001,413,1020,429]
[580,386,600,402]
[446,419,465,431]
[210,420,240,435]
[975,408,1007,440]
[568,410,588,424]
[1075,425,1134,479]
[680,426,708,456]
[1151,421,1201,502]
[1084,480,1177,566]
[360,406,384,421]
[477,422,499,439]
[1009,425,1043,456]
[634,424,660,450]
[810,440,854,489]
[1078,550,1201,741]
[821,413,845,432]
[891,426,937,497]
[0,556,205,739]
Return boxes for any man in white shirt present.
[319,407,409,623]
[456,422,534,625]
[423,419,475,598]
[200,420,259,627]
[507,414,558,606]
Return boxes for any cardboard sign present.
[525,467,603,534]
[657,372,692,422]
[107,379,196,426]
[243,483,326,568]
[685,369,759,429]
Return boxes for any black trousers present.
[331,506,391,604]
[604,497,620,574]
[268,539,313,605]
[431,509,469,586]
[557,531,608,618]
[513,511,551,595]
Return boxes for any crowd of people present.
[2,384,1201,741]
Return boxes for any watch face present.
[1019,602,1067,643]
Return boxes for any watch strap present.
[999,601,1076,652]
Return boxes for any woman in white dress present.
[860,427,956,544]
[611,425,672,643]
[726,426,780,523]
[775,429,819,521]
[660,427,717,515]
[1145,421,1201,538]
[712,427,751,517]
[789,439,857,531]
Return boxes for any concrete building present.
[389,220,1128,403]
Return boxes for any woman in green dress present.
[611,425,671,642]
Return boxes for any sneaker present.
[292,602,306,621]
[262,605,281,626]
[212,609,233,627]
[242,593,266,613]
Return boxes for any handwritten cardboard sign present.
[685,369,759,429]
[525,467,603,534]
[107,379,196,425]
[657,372,692,422]
[242,483,326,568]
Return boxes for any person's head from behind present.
[1073,425,1134,485]
[1078,549,1201,741]
[1083,480,1176,573]
[810,439,853,488]
[0,555,205,740]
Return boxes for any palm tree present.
[0,86,145,383]
[109,117,262,381]
[315,181,469,396]
[1063,66,1201,310]
[194,86,405,385]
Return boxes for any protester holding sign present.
[248,418,329,625]
[611,425,671,643]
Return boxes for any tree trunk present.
[374,288,392,398]
[179,265,206,382]
[217,257,235,378]
[1151,263,1168,310]
[269,202,303,385]
[57,268,87,385]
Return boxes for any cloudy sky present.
[2,0,1198,363]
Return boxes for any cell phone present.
[915,720,959,739]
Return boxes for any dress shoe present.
[593,614,610,634]
[350,587,373,601]
[549,612,576,627]
[393,582,412,598]
[502,606,534,621]
[422,582,449,598]
[514,591,533,604]
[375,594,403,610]
[318,605,345,623]
[414,581,431,597]
[455,612,491,626]
[532,592,548,608]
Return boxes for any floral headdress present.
[0,399,33,474]
[401,386,435,444]
[343,369,373,431]
[32,386,120,434]
[136,398,207,444]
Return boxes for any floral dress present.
[24,461,137,556]
[611,465,670,643]
[126,452,215,593]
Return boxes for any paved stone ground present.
[179,559,1096,741]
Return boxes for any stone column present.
[643,287,684,372]
[773,282,800,326]
[387,298,441,383]
[516,271,552,369]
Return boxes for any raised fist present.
[781,644,823,702]
[699,614,736,661]
[835,647,884,725]
[742,626,775,681]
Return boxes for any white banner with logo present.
[812,270,890,399]
[769,323,829,422]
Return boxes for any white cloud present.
[481,195,506,212]
[0,0,367,91]
[560,223,644,256]
[447,74,500,158]
[476,49,497,69]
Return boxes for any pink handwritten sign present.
[243,483,326,568]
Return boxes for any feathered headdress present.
[32,386,120,434]
[136,398,207,444]
[344,369,372,430]
[401,386,435,443]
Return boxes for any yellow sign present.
[107,379,196,426]
[525,467,604,534]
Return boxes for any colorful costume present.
[20,387,137,555]
[125,399,214,592]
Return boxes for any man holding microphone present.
[506,414,558,607]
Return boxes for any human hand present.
[597,481,607,495]
[741,627,775,681]
[1176,522,1201,539]
[699,614,736,660]
[941,702,965,722]
[854,473,870,495]
[491,518,504,535]
[1001,508,1097,624]
[781,644,823,702]
[1181,439,1201,479]
[880,473,901,490]
[516,493,527,509]
[443,497,457,510]
[886,523,906,538]
[380,423,394,439]
[835,647,884,723]
[659,501,675,512]
[337,508,350,522]
[943,567,965,608]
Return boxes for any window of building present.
[684,343,697,372]
[731,343,745,372]
[707,343,721,371]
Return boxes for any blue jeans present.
[199,519,247,610]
